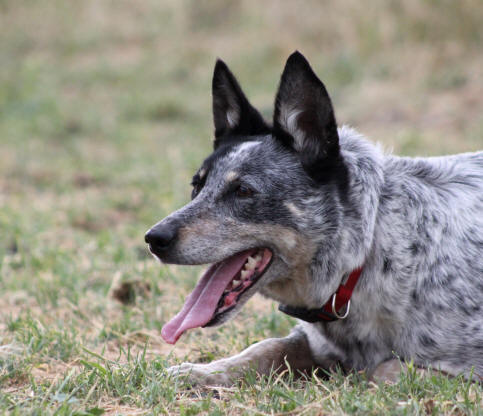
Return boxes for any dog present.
[145,51,483,386]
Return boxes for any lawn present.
[0,1,482,414]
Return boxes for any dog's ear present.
[273,52,340,181]
[212,59,270,148]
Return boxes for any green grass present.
[1,1,482,414]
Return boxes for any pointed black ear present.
[273,52,340,181]
[212,59,270,148]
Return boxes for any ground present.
[0,1,482,414]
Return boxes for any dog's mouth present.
[161,248,273,344]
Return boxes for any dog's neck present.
[304,127,385,309]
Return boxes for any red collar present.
[278,267,363,323]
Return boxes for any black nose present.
[145,224,177,251]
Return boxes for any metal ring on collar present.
[331,295,350,319]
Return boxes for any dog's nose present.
[145,224,177,250]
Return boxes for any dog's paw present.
[167,362,234,387]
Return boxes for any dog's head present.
[145,52,349,344]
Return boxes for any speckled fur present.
[148,52,483,385]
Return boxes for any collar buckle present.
[331,294,350,319]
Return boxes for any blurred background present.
[1,0,482,385]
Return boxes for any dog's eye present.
[235,184,255,198]
[191,171,207,200]
[191,184,201,199]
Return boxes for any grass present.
[0,0,482,414]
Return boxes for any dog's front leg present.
[167,328,318,386]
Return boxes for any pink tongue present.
[161,250,253,344]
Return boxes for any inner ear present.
[212,59,270,148]
[273,52,340,180]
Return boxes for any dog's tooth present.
[253,254,262,263]
[246,256,257,270]
[232,279,241,287]
[241,270,250,280]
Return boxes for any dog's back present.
[357,149,483,377]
